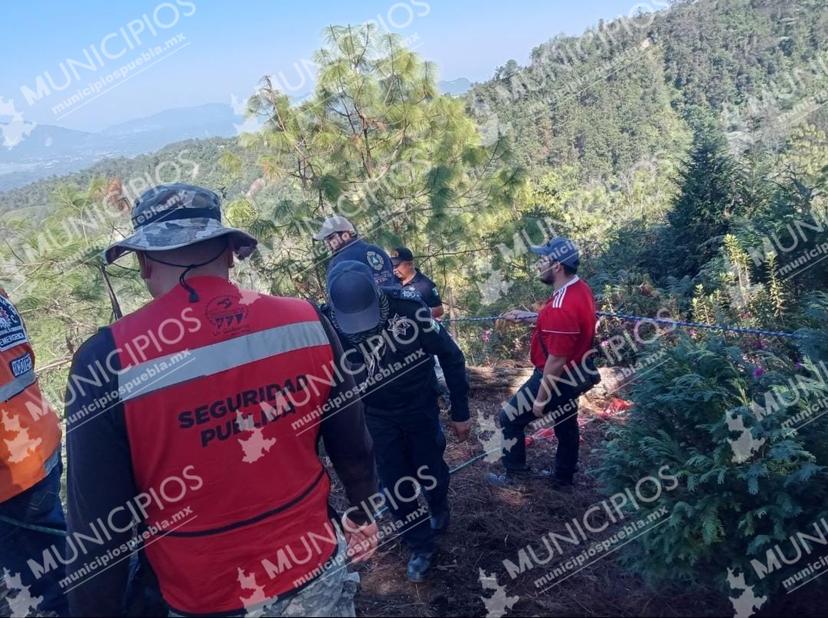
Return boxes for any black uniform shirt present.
[323,289,469,421]
[400,269,442,309]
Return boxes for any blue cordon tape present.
[444,311,804,339]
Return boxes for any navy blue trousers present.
[0,452,69,616]
[365,402,450,554]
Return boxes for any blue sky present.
[1,0,652,132]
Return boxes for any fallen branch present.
[467,365,534,397]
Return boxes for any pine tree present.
[660,115,746,281]
[765,253,787,320]
[238,25,525,297]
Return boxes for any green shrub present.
[595,313,828,596]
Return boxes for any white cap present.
[312,214,356,241]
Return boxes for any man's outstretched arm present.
[414,306,472,441]
[499,309,538,324]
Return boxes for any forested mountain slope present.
[469,0,828,177]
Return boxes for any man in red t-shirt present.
[488,237,597,491]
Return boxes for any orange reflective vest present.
[0,289,61,503]
[109,277,336,614]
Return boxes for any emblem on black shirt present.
[366,251,384,271]
[387,313,412,338]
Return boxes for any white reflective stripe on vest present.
[0,370,37,403]
[117,321,329,403]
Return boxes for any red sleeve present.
[538,306,581,359]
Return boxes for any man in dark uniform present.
[390,247,444,318]
[323,260,472,583]
[313,214,397,287]
[391,246,450,398]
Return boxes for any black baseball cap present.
[326,260,382,334]
[390,246,414,265]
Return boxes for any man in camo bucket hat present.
[104,183,258,265]
[67,182,380,615]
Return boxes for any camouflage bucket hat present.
[103,183,258,264]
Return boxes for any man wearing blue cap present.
[489,237,597,492]
[324,260,472,583]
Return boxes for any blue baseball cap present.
[530,237,580,268]
[326,260,382,334]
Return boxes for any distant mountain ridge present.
[0,136,246,217]
[0,103,241,191]
[438,78,473,96]
[101,103,238,137]
[0,79,473,191]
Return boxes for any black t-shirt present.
[400,269,442,308]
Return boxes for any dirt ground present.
[11,368,824,617]
[344,379,828,618]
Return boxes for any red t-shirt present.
[530,277,597,370]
